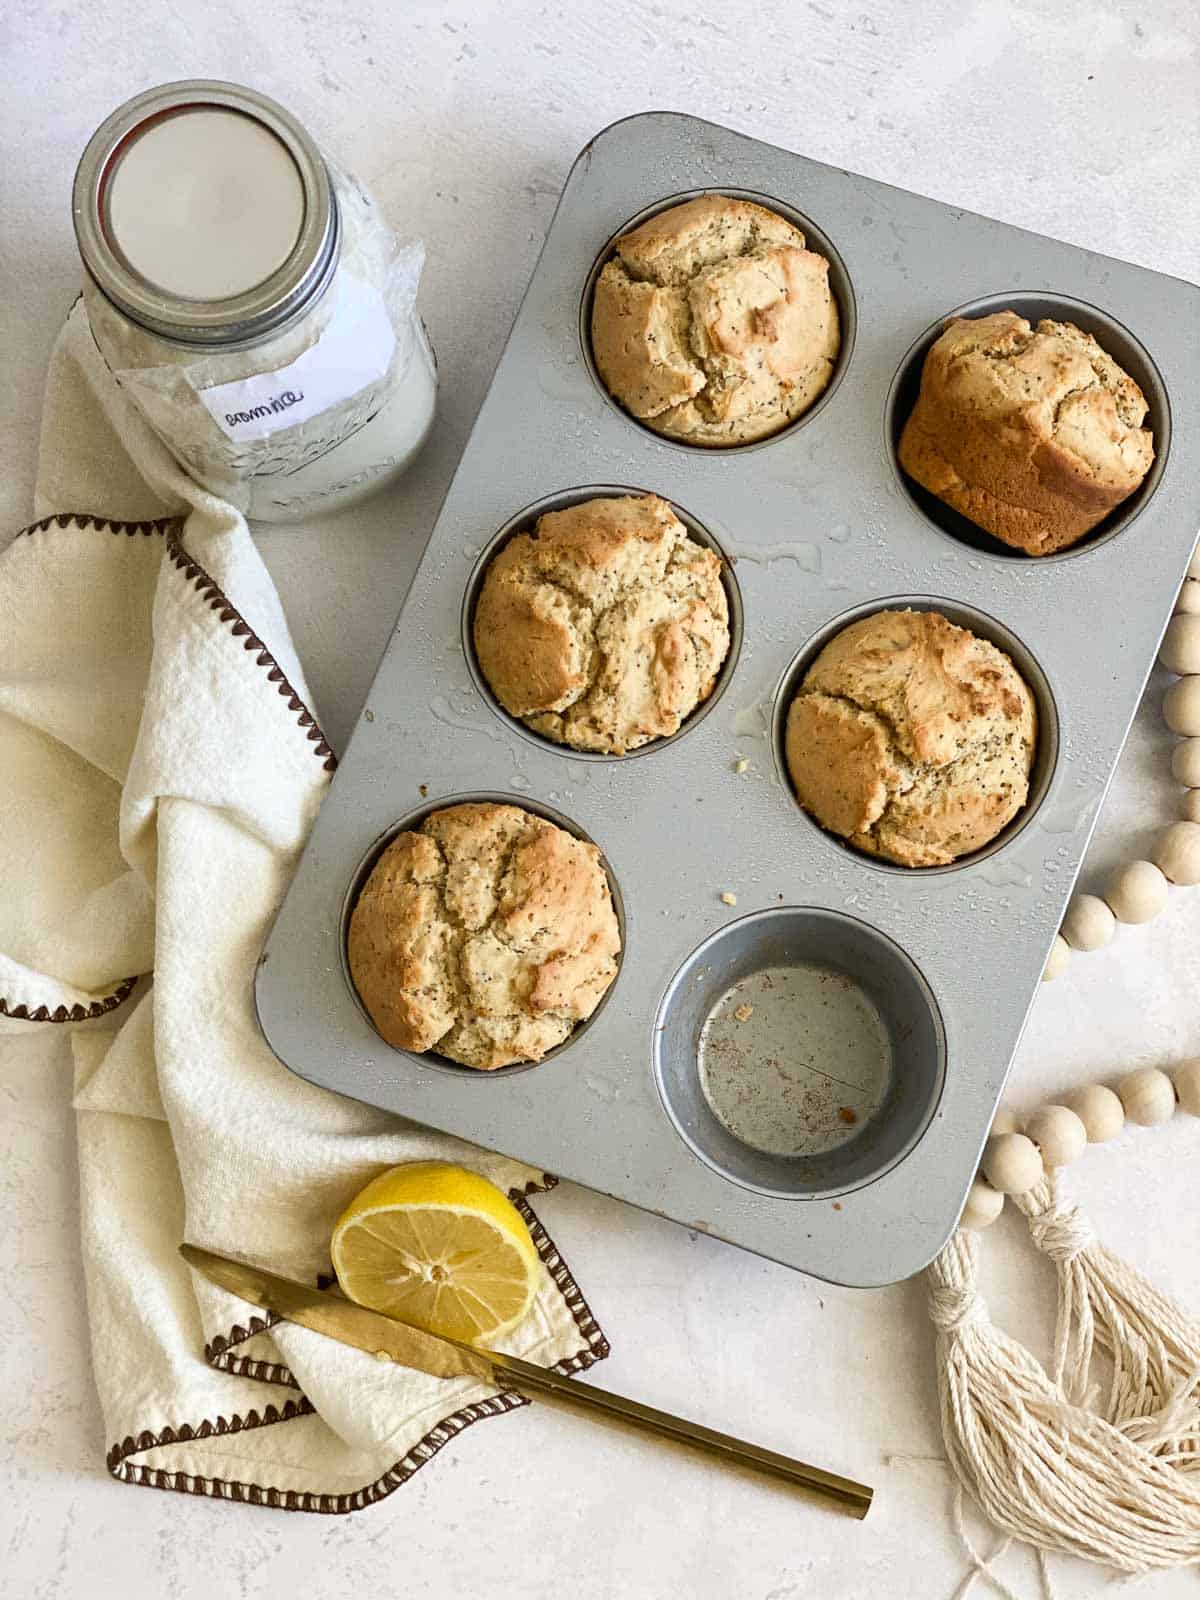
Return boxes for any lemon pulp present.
[331,1162,541,1345]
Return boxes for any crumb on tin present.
[838,1106,858,1125]
[419,783,429,797]
[720,891,737,906]
[734,1003,754,1022]
[734,757,749,774]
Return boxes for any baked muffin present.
[590,195,840,446]
[348,802,620,1070]
[785,609,1036,867]
[473,493,730,755]
[898,312,1154,555]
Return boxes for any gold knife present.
[181,1242,872,1518]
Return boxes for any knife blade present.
[180,1242,492,1382]
[181,1242,872,1518]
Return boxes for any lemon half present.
[331,1162,541,1345]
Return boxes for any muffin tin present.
[256,113,1200,1287]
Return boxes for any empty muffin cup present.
[886,292,1170,560]
[653,907,946,1199]
[462,485,743,760]
[341,792,626,1075]
[772,596,1060,874]
[580,188,857,451]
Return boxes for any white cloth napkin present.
[0,302,607,1511]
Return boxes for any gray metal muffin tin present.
[257,112,1200,1287]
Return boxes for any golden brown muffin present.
[347,802,621,1070]
[473,493,730,755]
[590,195,840,446]
[898,311,1153,555]
[785,609,1037,867]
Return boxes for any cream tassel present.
[928,1229,1200,1571]
[1015,1175,1200,1459]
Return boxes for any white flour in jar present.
[75,83,437,522]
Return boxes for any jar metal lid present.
[73,80,339,348]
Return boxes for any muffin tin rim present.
[577,184,859,455]
[460,482,745,763]
[651,903,949,1201]
[338,789,628,1077]
[883,288,1173,566]
[769,593,1063,877]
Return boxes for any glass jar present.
[72,80,436,523]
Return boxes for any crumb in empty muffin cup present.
[347,802,621,1070]
[473,493,731,755]
[784,609,1036,867]
[898,311,1154,555]
[590,194,840,447]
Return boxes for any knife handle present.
[490,1350,872,1518]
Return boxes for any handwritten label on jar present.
[197,274,396,442]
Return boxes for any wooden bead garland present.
[947,545,1200,1570]
[945,562,1200,1574]
[1042,564,1200,980]
[1023,1103,1087,1168]
[933,1054,1200,1576]
[1159,613,1200,675]
[1153,820,1200,885]
[1165,676,1200,734]
[961,1059,1190,1231]
[988,1108,1021,1137]
[980,1131,1043,1194]
[1117,1065,1176,1126]
[960,1178,1004,1230]
[1042,934,1069,980]
[1103,859,1168,924]
[1060,893,1115,951]
[1062,1082,1124,1142]
[1171,738,1200,787]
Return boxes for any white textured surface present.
[2,2,1199,1596]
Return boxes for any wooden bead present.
[1183,790,1200,824]
[1117,1066,1176,1127]
[1163,677,1200,736]
[1151,821,1200,885]
[1061,894,1116,952]
[990,1108,1021,1136]
[1041,935,1069,982]
[961,1179,1004,1230]
[1063,1083,1124,1142]
[1160,615,1200,675]
[1176,579,1200,615]
[1023,1104,1087,1169]
[1171,739,1200,787]
[1103,860,1169,924]
[1173,1058,1200,1116]
[981,1132,1044,1195]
